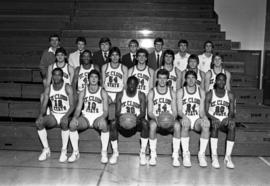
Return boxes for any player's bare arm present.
[137,92,146,120]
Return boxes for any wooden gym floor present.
[0,150,270,186]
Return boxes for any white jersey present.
[53,63,71,84]
[209,68,225,90]
[161,66,178,91]
[174,52,190,71]
[198,53,213,73]
[152,87,173,117]
[49,83,69,115]
[77,64,94,91]
[131,65,151,95]
[208,89,230,121]
[182,86,201,120]
[120,90,140,116]
[82,87,103,119]
[104,63,124,93]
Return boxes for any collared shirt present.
[198,53,213,73]
[130,53,136,62]
[103,51,109,61]
[174,52,190,71]
[155,51,162,66]
[68,50,82,69]
[48,47,56,54]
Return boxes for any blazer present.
[122,53,136,69]
[148,51,164,71]
[92,50,109,67]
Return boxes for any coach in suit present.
[92,37,112,67]
[148,37,164,71]
[121,39,139,69]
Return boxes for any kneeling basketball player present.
[36,68,74,162]
[148,69,181,167]
[69,69,109,163]
[109,76,148,165]
[205,73,236,169]
[177,70,210,167]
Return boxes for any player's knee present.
[36,121,45,130]
[174,121,181,132]
[141,119,149,130]
[60,122,69,131]
[149,120,157,130]
[201,119,210,129]
[181,118,190,129]
[98,118,108,132]
[69,121,78,132]
[211,120,220,130]
[227,121,236,130]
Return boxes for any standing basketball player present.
[174,39,190,71]
[69,69,109,163]
[155,49,181,91]
[177,70,210,167]
[181,54,205,90]
[205,53,231,91]
[198,40,214,73]
[128,48,154,96]
[205,73,236,169]
[109,76,148,165]
[36,68,74,162]
[72,50,100,93]
[148,69,181,167]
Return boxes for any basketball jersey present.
[208,89,230,121]
[131,65,151,95]
[152,87,173,117]
[120,90,140,115]
[49,83,70,115]
[209,68,225,90]
[104,63,124,93]
[182,86,201,119]
[77,64,94,91]
[174,53,190,71]
[161,66,177,91]
[198,53,212,73]
[53,63,70,84]
[82,87,103,119]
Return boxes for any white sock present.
[38,129,49,149]
[61,130,70,150]
[210,138,218,156]
[149,139,157,156]
[101,132,109,152]
[70,131,79,152]
[172,137,180,156]
[111,140,118,153]
[181,137,190,154]
[199,138,209,155]
[226,140,235,156]
[140,138,148,153]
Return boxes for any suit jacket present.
[92,50,109,67]
[122,53,136,69]
[148,51,164,71]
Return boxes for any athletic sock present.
[199,138,209,155]
[111,140,118,153]
[149,139,157,156]
[61,130,70,150]
[172,137,180,156]
[70,131,79,152]
[38,129,49,149]
[181,137,190,154]
[226,140,235,156]
[140,138,148,153]
[210,138,218,155]
[101,132,109,152]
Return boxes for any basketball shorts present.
[51,112,66,125]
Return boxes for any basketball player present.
[174,39,190,71]
[110,76,148,165]
[181,54,205,90]
[198,40,214,73]
[46,47,74,87]
[72,50,100,93]
[69,69,109,163]
[177,70,210,167]
[128,48,154,96]
[36,68,74,162]
[205,73,236,169]
[148,69,181,167]
[205,53,231,91]
[155,49,181,91]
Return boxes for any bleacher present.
[0,0,270,156]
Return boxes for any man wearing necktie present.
[148,37,164,70]
[68,37,87,69]
[92,37,112,67]
[122,39,139,69]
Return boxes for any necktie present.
[104,52,108,61]
[157,54,160,68]
[133,55,136,63]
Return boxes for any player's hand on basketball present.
[61,116,69,126]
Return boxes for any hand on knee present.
[174,122,181,132]
[69,119,78,131]
[150,120,157,130]
[98,118,108,132]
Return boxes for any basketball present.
[119,113,137,130]
[157,112,174,129]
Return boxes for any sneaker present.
[59,149,68,163]
[198,153,208,167]
[38,148,51,161]
[224,155,235,169]
[68,151,80,163]
[139,152,147,166]
[211,155,220,169]
[149,155,157,166]
[101,151,108,164]
[183,152,192,167]
[109,151,119,164]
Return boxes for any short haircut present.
[161,49,175,66]
[76,36,87,44]
[99,37,111,47]
[49,34,60,42]
[213,73,227,89]
[127,76,139,87]
[109,47,121,58]
[52,67,63,77]
[129,39,139,47]
[185,70,197,80]
[136,48,149,58]
[210,52,223,69]
[178,39,188,47]
[204,40,214,48]
[156,68,169,79]
[154,37,164,45]
[55,47,67,56]
[187,54,199,69]
[88,69,101,86]
[80,49,92,65]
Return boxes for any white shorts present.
[187,116,200,130]
[51,112,65,125]
[107,92,117,102]
[83,113,102,127]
